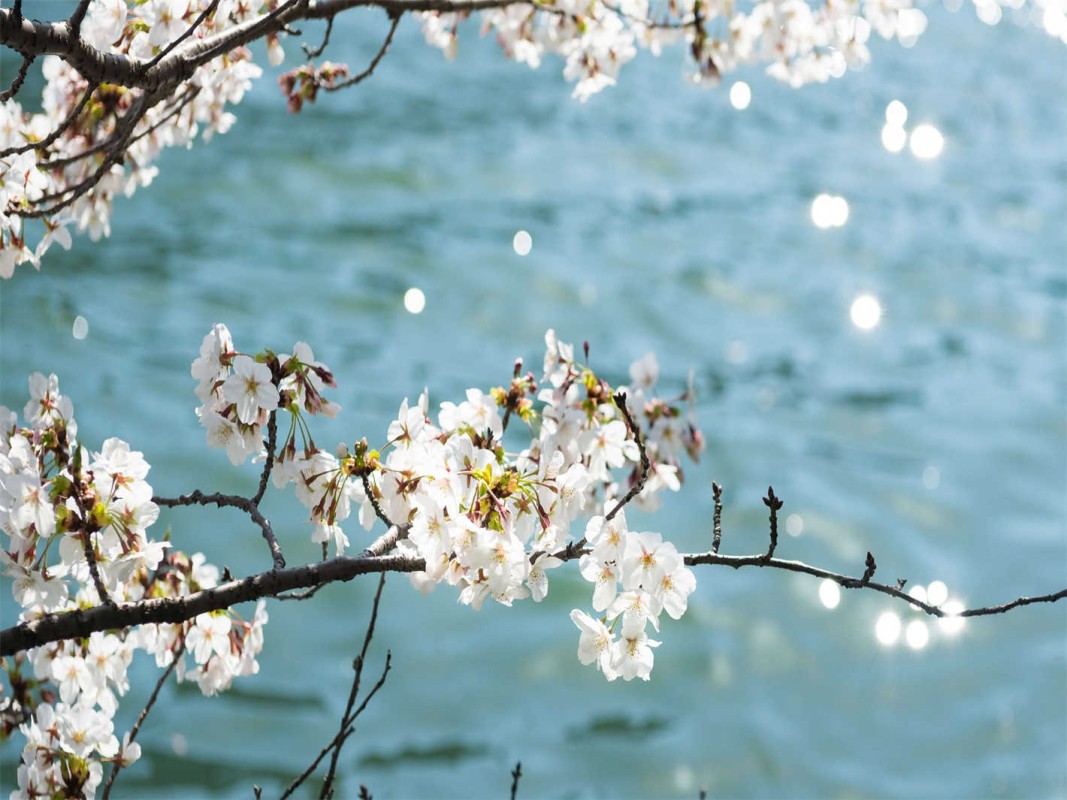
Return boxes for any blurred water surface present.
[1,7,1066,799]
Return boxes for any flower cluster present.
[192,323,339,466]
[573,513,696,680]
[1,0,265,278]
[1,375,268,799]
[423,0,928,100]
[261,327,701,678]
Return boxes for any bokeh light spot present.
[850,294,882,330]
[785,513,804,537]
[811,193,850,228]
[885,100,908,127]
[906,620,930,649]
[729,81,751,110]
[909,124,945,159]
[513,230,533,256]
[875,611,902,646]
[404,287,426,314]
[819,579,841,610]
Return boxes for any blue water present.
[2,7,1065,798]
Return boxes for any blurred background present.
[2,5,1065,798]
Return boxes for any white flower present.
[200,408,260,464]
[579,419,638,480]
[439,388,503,439]
[570,609,618,680]
[579,553,619,611]
[84,0,129,51]
[222,355,278,425]
[527,552,563,602]
[117,732,142,767]
[610,617,660,681]
[191,323,233,403]
[187,613,233,664]
[628,352,659,392]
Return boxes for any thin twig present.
[605,391,651,521]
[252,411,278,506]
[67,0,92,38]
[277,583,327,601]
[0,52,33,103]
[40,86,198,170]
[761,486,782,561]
[72,463,114,607]
[81,529,114,607]
[302,15,335,59]
[711,482,723,554]
[280,647,392,800]
[0,81,98,159]
[101,639,186,799]
[319,573,387,798]
[154,489,285,570]
[145,0,221,70]
[510,761,523,800]
[360,472,396,530]
[324,11,401,91]
[20,91,156,218]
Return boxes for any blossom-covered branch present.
[2,327,1064,797]
[4,0,1063,276]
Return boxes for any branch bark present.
[0,553,422,656]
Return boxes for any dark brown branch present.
[360,523,409,558]
[605,391,650,521]
[144,0,220,70]
[761,485,782,561]
[510,761,523,800]
[319,573,387,798]
[711,482,723,554]
[0,553,422,656]
[81,529,114,607]
[252,411,278,506]
[276,583,326,601]
[684,550,1067,618]
[73,464,114,607]
[360,472,396,530]
[0,0,547,96]
[302,15,335,59]
[280,646,392,799]
[67,0,93,39]
[324,11,401,91]
[101,639,186,799]
[0,51,33,103]
[0,81,98,159]
[40,85,198,170]
[20,90,159,219]
[154,489,285,570]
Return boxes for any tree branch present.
[683,551,1067,617]
[324,11,401,91]
[154,488,285,570]
[605,391,650,522]
[318,573,387,798]
[711,481,723,554]
[0,553,422,656]
[252,411,279,507]
[4,486,1065,657]
[0,80,98,160]
[510,761,523,800]
[0,51,33,103]
[100,640,186,799]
